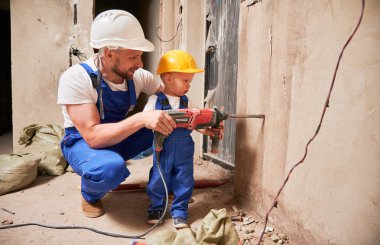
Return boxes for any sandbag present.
[0,153,41,195]
[145,208,240,245]
[16,124,68,176]
[196,208,240,244]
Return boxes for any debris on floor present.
[230,205,291,245]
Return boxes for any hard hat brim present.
[157,68,204,75]
[90,38,155,52]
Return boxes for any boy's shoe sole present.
[173,217,189,229]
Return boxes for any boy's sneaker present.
[147,210,164,224]
[173,217,188,229]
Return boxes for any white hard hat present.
[90,9,154,52]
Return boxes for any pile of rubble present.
[230,205,291,245]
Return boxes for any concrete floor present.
[0,139,289,244]
[0,157,238,244]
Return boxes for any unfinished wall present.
[235,0,380,244]
[11,0,93,150]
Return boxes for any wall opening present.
[203,0,240,167]
[0,0,12,138]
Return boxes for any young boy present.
[144,50,206,229]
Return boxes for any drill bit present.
[229,114,265,119]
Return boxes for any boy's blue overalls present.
[147,92,195,220]
[61,63,153,203]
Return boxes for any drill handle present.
[210,107,228,153]
[210,129,222,153]
[153,131,167,162]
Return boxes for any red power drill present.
[154,107,264,163]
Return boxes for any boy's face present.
[163,72,195,97]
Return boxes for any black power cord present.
[0,162,169,240]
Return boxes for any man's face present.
[110,49,144,79]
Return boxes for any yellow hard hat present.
[157,50,204,75]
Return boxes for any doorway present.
[0,0,12,154]
[203,0,240,167]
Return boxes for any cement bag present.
[146,208,240,245]
[0,153,40,195]
[16,124,68,176]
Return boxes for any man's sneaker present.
[82,197,104,218]
[173,217,188,229]
[147,210,164,224]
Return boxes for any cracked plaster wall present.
[235,0,380,244]
[11,0,93,150]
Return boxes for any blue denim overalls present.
[147,92,195,220]
[61,63,153,203]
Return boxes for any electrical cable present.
[69,2,87,66]
[0,163,169,240]
[155,18,182,43]
[256,0,365,244]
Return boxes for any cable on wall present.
[69,2,87,66]
[155,18,183,43]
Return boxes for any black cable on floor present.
[0,162,169,240]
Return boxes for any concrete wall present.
[11,0,93,150]
[235,0,380,244]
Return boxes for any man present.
[57,9,176,218]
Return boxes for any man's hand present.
[196,123,224,140]
[141,110,176,135]
[67,104,176,149]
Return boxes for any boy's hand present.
[155,83,165,94]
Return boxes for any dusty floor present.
[0,155,290,245]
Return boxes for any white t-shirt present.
[57,57,160,128]
[144,93,192,111]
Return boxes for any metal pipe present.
[112,179,229,192]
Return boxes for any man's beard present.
[112,65,135,80]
